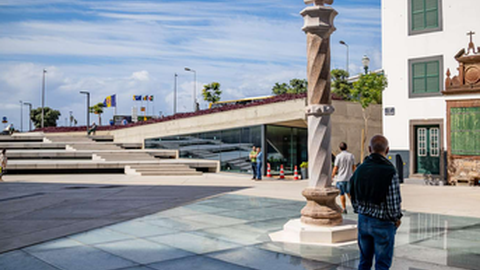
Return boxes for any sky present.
[0,0,381,130]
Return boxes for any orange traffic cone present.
[279,165,285,179]
[294,166,299,180]
[267,163,272,178]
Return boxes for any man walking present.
[332,142,356,214]
[350,135,402,270]
[256,147,263,181]
[249,146,258,180]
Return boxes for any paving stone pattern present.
[2,194,480,269]
[0,182,244,254]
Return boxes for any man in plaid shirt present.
[350,135,402,270]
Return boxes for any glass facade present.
[266,125,307,174]
[145,125,307,175]
[145,126,262,173]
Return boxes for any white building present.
[382,0,480,181]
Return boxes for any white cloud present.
[0,0,382,130]
[131,71,150,82]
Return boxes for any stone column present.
[300,0,343,226]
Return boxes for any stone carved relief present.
[444,32,480,95]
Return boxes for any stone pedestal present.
[269,219,357,247]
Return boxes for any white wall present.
[382,0,480,150]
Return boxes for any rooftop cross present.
[468,31,475,43]
[467,31,477,54]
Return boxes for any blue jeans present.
[256,162,262,180]
[358,214,396,270]
[336,181,349,195]
[251,162,257,179]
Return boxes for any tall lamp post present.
[362,55,370,75]
[80,91,90,131]
[184,67,197,112]
[339,40,349,74]
[41,69,47,128]
[174,73,178,115]
[23,102,32,131]
[19,100,23,132]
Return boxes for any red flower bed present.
[36,93,344,133]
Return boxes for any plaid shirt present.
[352,174,403,222]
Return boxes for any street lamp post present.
[80,91,90,131]
[362,55,370,75]
[41,69,47,128]
[23,102,32,131]
[19,100,23,132]
[184,67,197,112]
[339,41,349,74]
[174,73,178,115]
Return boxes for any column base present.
[301,187,343,226]
[269,219,357,246]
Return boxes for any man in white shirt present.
[332,142,356,214]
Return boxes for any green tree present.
[31,107,61,128]
[272,79,308,95]
[89,103,105,125]
[352,72,388,160]
[202,82,222,104]
[331,69,353,101]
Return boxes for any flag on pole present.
[133,95,142,101]
[143,95,149,101]
[149,95,154,101]
[103,95,116,107]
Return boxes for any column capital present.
[301,5,337,38]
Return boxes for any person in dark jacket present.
[350,135,402,270]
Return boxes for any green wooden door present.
[415,125,440,175]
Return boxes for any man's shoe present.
[343,209,348,214]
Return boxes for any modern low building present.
[382,0,480,182]
[38,94,382,176]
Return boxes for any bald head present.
[369,135,389,156]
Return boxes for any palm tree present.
[89,103,105,125]
[202,82,222,104]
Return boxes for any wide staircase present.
[125,164,202,176]
[5,134,218,176]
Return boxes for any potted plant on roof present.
[300,162,308,180]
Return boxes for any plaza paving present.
[1,174,480,270]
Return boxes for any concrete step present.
[128,165,192,169]
[131,167,194,172]
[45,136,93,143]
[139,171,202,176]
[68,144,123,151]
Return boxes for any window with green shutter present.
[412,61,439,93]
[450,107,480,156]
[410,57,442,96]
[410,0,442,35]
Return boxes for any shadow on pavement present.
[0,182,246,254]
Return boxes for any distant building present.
[382,0,480,182]
[38,94,383,176]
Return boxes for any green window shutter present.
[450,107,480,156]
[412,60,440,94]
[412,0,425,30]
[411,0,439,31]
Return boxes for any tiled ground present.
[1,194,480,270]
